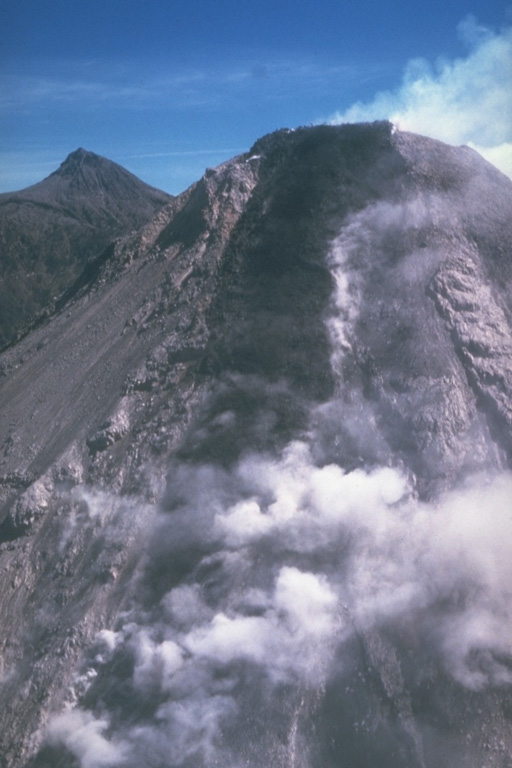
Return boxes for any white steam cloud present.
[328,17,512,179]
[46,709,126,768]
[45,446,512,766]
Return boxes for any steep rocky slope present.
[0,149,172,347]
[0,123,511,767]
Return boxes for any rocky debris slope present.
[0,149,172,347]
[0,152,261,767]
[0,123,511,767]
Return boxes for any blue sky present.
[1,0,511,193]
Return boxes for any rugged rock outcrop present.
[0,123,511,767]
[0,149,172,347]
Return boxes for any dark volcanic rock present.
[0,123,511,767]
[0,149,172,347]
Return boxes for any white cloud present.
[0,57,368,116]
[328,18,512,178]
[46,709,125,768]
[41,446,512,765]
[470,141,512,178]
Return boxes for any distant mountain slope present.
[0,124,511,767]
[0,149,172,347]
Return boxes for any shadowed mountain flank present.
[0,149,172,347]
[0,123,511,767]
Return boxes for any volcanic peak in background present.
[0,149,172,348]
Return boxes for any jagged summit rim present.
[58,146,111,169]
[65,147,96,159]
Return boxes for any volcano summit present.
[0,122,512,768]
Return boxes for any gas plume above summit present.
[327,17,512,179]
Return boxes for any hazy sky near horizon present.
[1,0,511,193]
